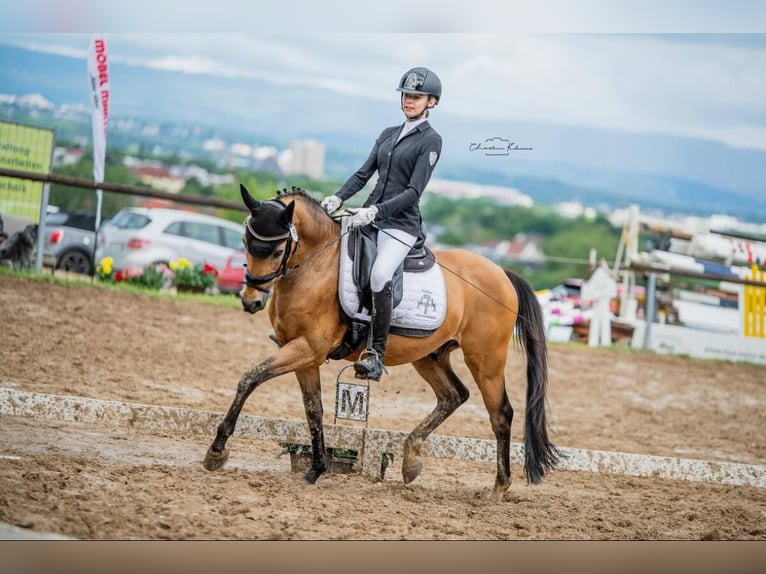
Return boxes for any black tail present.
[505,269,561,484]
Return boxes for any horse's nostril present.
[241,298,264,314]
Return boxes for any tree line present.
[50,147,620,289]
[421,195,622,289]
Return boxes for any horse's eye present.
[273,249,284,259]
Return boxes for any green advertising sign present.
[0,120,55,223]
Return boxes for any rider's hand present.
[320,195,342,214]
[348,206,378,228]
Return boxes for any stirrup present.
[353,348,388,381]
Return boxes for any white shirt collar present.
[396,117,428,142]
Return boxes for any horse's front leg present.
[203,337,320,472]
[295,367,327,484]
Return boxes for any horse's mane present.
[275,186,320,204]
[275,186,338,225]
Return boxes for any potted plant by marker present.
[170,258,218,294]
[277,443,394,478]
[277,443,360,474]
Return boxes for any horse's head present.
[238,184,297,314]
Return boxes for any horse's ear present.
[279,201,296,224]
[240,184,260,212]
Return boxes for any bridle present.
[241,198,350,295]
[242,199,300,294]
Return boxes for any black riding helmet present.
[396,67,441,104]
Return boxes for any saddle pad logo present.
[416,291,437,317]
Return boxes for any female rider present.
[321,66,443,381]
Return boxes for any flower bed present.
[94,256,219,294]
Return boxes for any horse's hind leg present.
[462,351,513,502]
[404,350,469,484]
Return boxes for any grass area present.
[0,265,243,310]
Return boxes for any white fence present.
[1,388,763,488]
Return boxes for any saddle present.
[347,225,436,312]
[327,219,446,361]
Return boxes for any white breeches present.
[370,228,417,292]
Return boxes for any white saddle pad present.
[337,220,447,332]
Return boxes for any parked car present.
[43,209,102,275]
[217,251,246,295]
[95,207,244,275]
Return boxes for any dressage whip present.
[332,215,524,321]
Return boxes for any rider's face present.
[401,93,434,119]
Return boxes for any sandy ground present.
[0,274,764,540]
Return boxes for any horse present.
[203,185,559,501]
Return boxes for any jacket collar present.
[395,119,431,145]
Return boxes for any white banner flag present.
[86,37,109,229]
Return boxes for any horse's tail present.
[505,269,561,484]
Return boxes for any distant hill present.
[2,44,765,221]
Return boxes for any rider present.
[320,66,443,381]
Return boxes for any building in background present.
[287,139,325,180]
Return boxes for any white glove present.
[320,195,342,214]
[348,206,378,228]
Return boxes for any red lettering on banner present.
[100,90,109,133]
[95,39,109,87]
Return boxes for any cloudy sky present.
[1,2,764,151]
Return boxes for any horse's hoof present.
[203,447,229,471]
[489,482,510,502]
[402,456,423,484]
[303,464,326,484]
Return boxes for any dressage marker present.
[334,365,370,424]
[2,389,763,489]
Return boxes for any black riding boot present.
[354,282,393,381]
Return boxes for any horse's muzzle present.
[241,297,264,314]
[240,289,266,314]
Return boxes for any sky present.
[0,1,764,151]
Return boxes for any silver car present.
[43,210,101,275]
[95,207,244,273]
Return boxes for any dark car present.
[43,210,102,275]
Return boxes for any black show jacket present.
[336,121,442,238]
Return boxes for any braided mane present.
[275,186,337,224]
[276,186,321,204]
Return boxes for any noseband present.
[243,200,300,293]
[243,240,296,293]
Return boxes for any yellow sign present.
[743,264,765,339]
[0,120,55,223]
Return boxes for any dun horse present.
[204,185,559,500]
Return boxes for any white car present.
[95,207,244,273]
